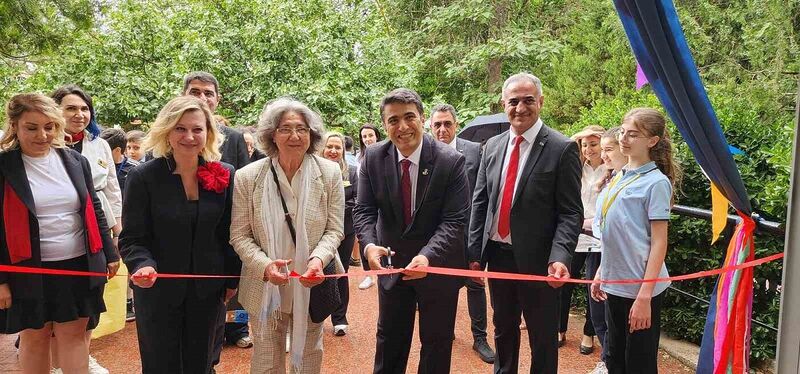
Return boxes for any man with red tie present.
[467,73,583,374]
[354,88,471,373]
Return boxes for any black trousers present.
[487,242,559,374]
[133,282,224,374]
[585,252,608,361]
[462,277,489,341]
[374,277,459,374]
[558,251,595,336]
[331,233,356,326]
[604,292,664,374]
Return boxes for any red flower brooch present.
[197,162,230,193]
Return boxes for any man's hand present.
[547,262,570,288]
[401,255,429,281]
[0,283,11,309]
[131,266,157,288]
[107,260,121,280]
[224,288,238,303]
[299,257,325,288]
[264,259,292,286]
[629,297,652,333]
[365,245,393,270]
[469,261,485,286]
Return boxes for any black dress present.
[119,157,239,373]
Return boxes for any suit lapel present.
[2,149,37,214]
[514,125,550,202]
[455,137,465,154]
[383,143,405,226]
[305,156,324,231]
[489,132,510,214]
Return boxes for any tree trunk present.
[487,0,508,113]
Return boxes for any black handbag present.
[270,164,341,323]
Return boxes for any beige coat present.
[230,155,345,313]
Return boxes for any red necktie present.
[497,136,522,239]
[400,159,412,226]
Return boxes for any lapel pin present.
[422,169,429,175]
[539,141,544,146]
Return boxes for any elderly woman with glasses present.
[230,97,344,373]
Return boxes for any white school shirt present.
[490,119,543,244]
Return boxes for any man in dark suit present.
[468,73,583,374]
[182,71,250,169]
[429,104,495,364]
[354,88,471,374]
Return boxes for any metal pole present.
[775,77,800,373]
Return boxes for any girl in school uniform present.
[590,108,682,373]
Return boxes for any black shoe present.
[580,344,595,355]
[473,339,495,364]
[126,299,136,322]
[557,333,566,348]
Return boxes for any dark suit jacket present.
[0,148,117,296]
[468,125,583,281]
[343,166,358,236]
[218,124,250,169]
[119,157,240,302]
[353,135,470,290]
[455,138,481,200]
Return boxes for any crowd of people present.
[0,70,680,374]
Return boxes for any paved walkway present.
[1,269,692,373]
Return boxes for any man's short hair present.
[100,128,127,151]
[126,130,146,143]
[502,73,543,97]
[430,104,458,123]
[182,71,219,95]
[344,135,354,150]
[379,88,424,121]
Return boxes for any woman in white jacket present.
[52,85,122,374]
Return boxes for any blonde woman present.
[230,97,343,373]
[119,96,240,373]
[0,93,118,373]
[319,132,358,336]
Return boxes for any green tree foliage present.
[0,0,100,60]
[1,0,797,363]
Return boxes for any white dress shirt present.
[490,119,543,244]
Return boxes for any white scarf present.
[259,155,313,373]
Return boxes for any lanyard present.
[599,171,642,228]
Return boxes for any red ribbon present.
[0,252,784,284]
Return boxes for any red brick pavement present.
[1,270,692,373]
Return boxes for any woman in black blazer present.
[320,132,358,336]
[119,96,240,374]
[0,93,118,373]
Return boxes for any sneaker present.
[126,299,135,322]
[88,355,109,374]
[333,324,348,336]
[50,368,63,374]
[236,335,254,348]
[472,338,496,364]
[358,276,374,290]
[349,257,361,266]
[588,361,608,374]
